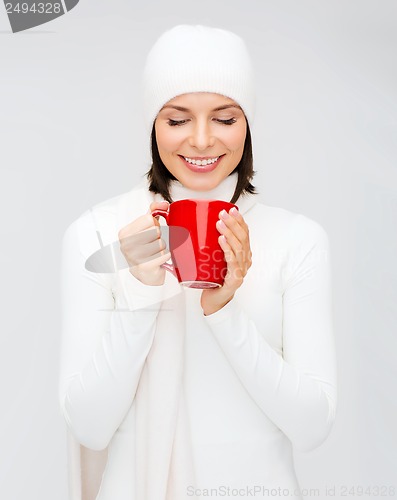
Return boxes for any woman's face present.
[154,92,247,192]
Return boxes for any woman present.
[59,25,337,500]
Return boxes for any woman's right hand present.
[118,201,171,286]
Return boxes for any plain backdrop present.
[0,1,396,499]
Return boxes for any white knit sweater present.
[59,172,337,499]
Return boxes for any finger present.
[129,238,168,265]
[216,219,246,267]
[218,209,249,244]
[228,206,250,234]
[219,235,243,284]
[119,226,161,247]
[142,237,168,260]
[218,223,252,277]
[218,210,251,266]
[148,200,169,214]
[119,213,161,239]
[131,250,172,272]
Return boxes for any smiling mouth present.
[178,154,225,173]
[181,155,223,166]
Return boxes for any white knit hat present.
[141,24,256,132]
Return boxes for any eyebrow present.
[160,104,242,112]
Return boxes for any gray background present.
[1,0,396,498]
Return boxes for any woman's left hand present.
[201,207,252,316]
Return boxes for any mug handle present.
[151,209,177,279]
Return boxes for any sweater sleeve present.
[203,215,337,452]
[58,217,167,451]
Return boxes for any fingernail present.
[220,209,229,220]
[230,207,239,217]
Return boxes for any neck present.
[169,172,239,203]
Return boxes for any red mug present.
[152,199,238,289]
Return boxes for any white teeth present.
[183,156,219,166]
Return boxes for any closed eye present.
[167,118,237,126]
[216,118,237,125]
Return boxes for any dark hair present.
[144,117,259,204]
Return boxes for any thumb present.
[148,200,169,214]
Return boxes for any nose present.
[188,119,215,151]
